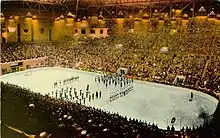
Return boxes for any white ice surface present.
[1,67,218,130]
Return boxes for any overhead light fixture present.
[0,13,4,17]
[208,11,216,17]
[182,13,189,19]
[0,13,5,20]
[67,12,75,18]
[54,17,60,21]
[197,6,207,16]
[217,14,220,20]
[82,16,87,20]
[60,15,65,20]
[98,12,103,20]
[118,11,123,16]
[26,12,33,18]
[32,15,37,19]
[9,16,14,21]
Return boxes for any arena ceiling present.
[2,0,217,5]
[1,0,220,18]
[0,0,203,5]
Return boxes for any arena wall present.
[2,14,220,43]
[2,16,109,42]
[0,57,47,75]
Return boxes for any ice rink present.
[1,67,218,130]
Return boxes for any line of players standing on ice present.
[53,76,80,87]
[95,74,134,88]
[95,73,134,102]
[49,76,102,105]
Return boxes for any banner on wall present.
[23,28,29,33]
[39,28,44,34]
[10,62,23,67]
[7,26,16,33]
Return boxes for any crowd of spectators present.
[1,19,220,137]
[2,19,219,95]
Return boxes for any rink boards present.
[1,67,219,130]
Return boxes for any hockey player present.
[86,84,89,91]
[92,93,94,100]
[96,91,98,99]
[191,92,194,99]
[89,95,91,102]
[69,89,72,98]
[80,90,82,96]
[81,93,84,99]
[99,91,102,98]
[55,90,58,99]
[59,91,62,98]
[171,117,176,124]
[83,98,86,105]
[74,88,77,96]
[86,91,89,98]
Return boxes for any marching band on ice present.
[49,73,134,104]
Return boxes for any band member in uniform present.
[82,93,84,99]
[89,95,91,102]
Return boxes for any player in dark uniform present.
[80,90,82,96]
[171,117,176,124]
[83,98,86,105]
[86,84,89,91]
[55,90,58,99]
[96,91,98,99]
[92,93,94,100]
[86,91,89,98]
[191,92,194,99]
[89,95,91,102]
